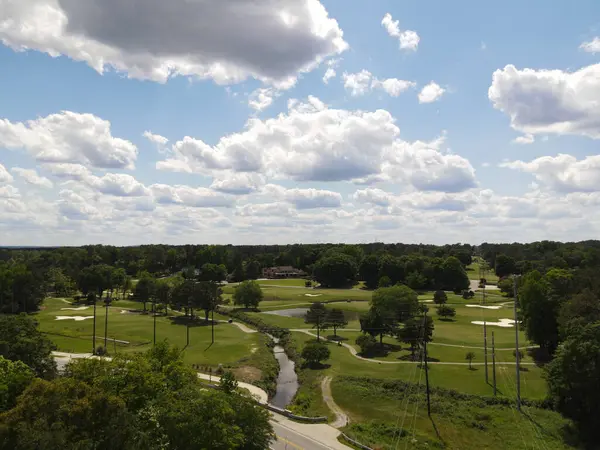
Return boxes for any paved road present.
[271,421,341,450]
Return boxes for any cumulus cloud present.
[381,13,419,51]
[162,186,235,208]
[489,63,600,139]
[156,97,475,191]
[248,88,279,111]
[0,164,13,184]
[86,173,149,197]
[580,37,600,54]
[0,111,137,169]
[11,167,53,188]
[283,188,342,209]
[512,134,535,145]
[343,70,415,97]
[418,82,446,103]
[143,131,169,147]
[57,190,99,220]
[323,68,336,84]
[0,0,347,86]
[352,188,392,207]
[500,154,600,192]
[210,173,266,195]
[41,163,92,181]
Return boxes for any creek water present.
[270,337,299,409]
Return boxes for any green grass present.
[467,259,499,284]
[255,278,309,287]
[332,376,575,450]
[37,298,265,369]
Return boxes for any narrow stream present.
[270,337,299,409]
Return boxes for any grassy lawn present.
[255,278,309,287]
[333,376,575,450]
[467,259,499,284]
[37,298,266,369]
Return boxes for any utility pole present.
[153,296,157,346]
[492,331,497,396]
[186,300,191,347]
[481,265,488,384]
[92,296,97,355]
[104,291,110,349]
[513,274,521,411]
[423,331,431,417]
[211,308,215,344]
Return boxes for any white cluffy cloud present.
[0,111,137,169]
[156,96,476,192]
[418,82,446,103]
[343,70,415,97]
[500,154,600,193]
[580,37,600,54]
[489,63,600,139]
[248,88,280,112]
[512,134,535,145]
[0,0,347,86]
[0,164,14,184]
[381,13,420,51]
[143,131,168,146]
[11,168,53,188]
[322,58,340,84]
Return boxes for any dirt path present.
[321,376,348,429]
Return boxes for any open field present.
[332,376,575,450]
[468,259,500,284]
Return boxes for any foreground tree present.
[0,314,56,379]
[0,356,34,413]
[436,305,456,320]
[233,280,263,309]
[371,284,419,333]
[546,323,600,443]
[559,289,600,338]
[301,342,331,367]
[433,290,447,305]
[359,309,387,345]
[305,302,329,341]
[355,334,377,355]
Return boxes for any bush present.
[377,276,392,288]
[301,342,330,367]
[462,290,475,299]
[355,335,377,355]
[436,305,456,320]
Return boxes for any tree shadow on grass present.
[358,343,403,358]
[326,334,348,341]
[302,362,332,370]
[527,347,551,366]
[437,318,456,322]
[168,316,223,328]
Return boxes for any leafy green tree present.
[198,263,227,282]
[436,305,456,320]
[377,275,392,288]
[519,271,562,354]
[359,254,380,290]
[77,264,114,300]
[465,351,475,370]
[0,263,46,313]
[326,309,348,337]
[398,315,434,359]
[546,323,600,442]
[46,267,75,297]
[313,253,358,288]
[359,309,387,345]
[111,267,127,298]
[0,378,139,450]
[433,290,447,305]
[559,289,600,338]
[305,302,329,341]
[220,371,238,394]
[194,281,222,321]
[371,284,419,325]
[244,260,262,280]
[406,271,427,290]
[133,272,156,312]
[0,356,34,412]
[154,280,172,315]
[497,277,514,297]
[355,334,377,355]
[301,342,331,367]
[378,255,405,285]
[495,254,517,278]
[0,314,56,379]
[233,280,263,309]
[441,256,470,292]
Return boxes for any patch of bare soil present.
[233,366,262,383]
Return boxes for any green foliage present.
[0,314,56,378]
[433,290,447,304]
[301,341,331,367]
[559,289,600,338]
[313,252,358,288]
[0,262,46,313]
[233,280,263,309]
[77,263,115,298]
[465,351,476,369]
[0,377,139,450]
[359,254,380,289]
[377,275,392,288]
[371,284,419,324]
[305,302,329,341]
[397,315,434,359]
[198,263,227,282]
[546,323,600,443]
[497,277,514,296]
[0,356,34,413]
[436,305,456,320]
[355,334,377,355]
[134,271,156,311]
[220,370,238,394]
[244,260,261,280]
[495,254,517,278]
[441,256,470,292]
[326,308,348,336]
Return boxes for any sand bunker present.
[304,293,322,297]
[466,304,502,310]
[471,318,515,327]
[60,306,89,311]
[55,316,94,321]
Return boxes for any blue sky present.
[1,0,599,246]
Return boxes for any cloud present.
[164,186,235,208]
[143,131,168,146]
[236,202,295,217]
[489,63,600,139]
[500,154,600,192]
[210,173,266,195]
[156,97,475,191]
[283,188,342,209]
[1,0,347,86]
[512,134,535,145]
[323,68,336,84]
[0,111,138,169]
[0,164,14,184]
[580,37,600,54]
[86,173,149,197]
[11,167,53,188]
[0,185,20,199]
[351,188,392,207]
[248,88,279,111]
[41,163,92,181]
[418,82,446,103]
[343,70,415,97]
[381,13,419,51]
[57,190,99,220]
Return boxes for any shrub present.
[301,342,330,367]
[355,335,377,355]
